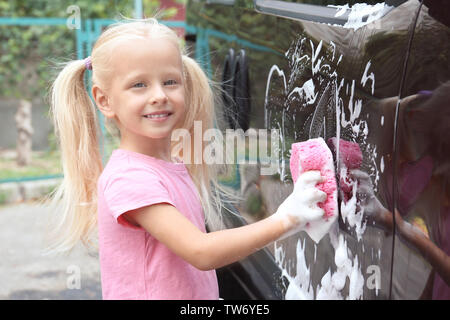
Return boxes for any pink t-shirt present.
[97,149,219,300]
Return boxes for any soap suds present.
[276,239,314,300]
[287,79,318,105]
[361,60,375,95]
[311,40,324,76]
[329,2,394,31]
[340,168,367,241]
[278,232,365,300]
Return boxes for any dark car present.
[187,0,450,299]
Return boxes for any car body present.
[187,0,450,299]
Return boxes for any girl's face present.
[101,36,185,151]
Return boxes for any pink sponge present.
[290,137,338,220]
[327,137,362,169]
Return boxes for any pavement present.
[0,200,102,300]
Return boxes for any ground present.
[0,201,102,300]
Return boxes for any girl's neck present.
[119,139,172,162]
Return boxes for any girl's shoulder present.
[99,149,188,186]
[107,148,186,171]
[99,149,162,185]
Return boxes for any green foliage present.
[0,0,182,100]
[0,1,133,19]
[0,1,129,100]
[0,23,74,99]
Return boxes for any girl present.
[46,18,327,299]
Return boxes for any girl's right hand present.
[272,170,327,233]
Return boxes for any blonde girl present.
[47,18,327,299]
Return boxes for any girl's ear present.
[92,85,115,118]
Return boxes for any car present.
[186,0,450,299]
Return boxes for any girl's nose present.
[149,85,168,105]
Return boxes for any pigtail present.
[42,59,103,254]
[180,55,239,232]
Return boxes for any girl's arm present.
[125,203,288,271]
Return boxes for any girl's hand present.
[272,170,327,232]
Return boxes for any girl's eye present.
[133,82,146,88]
[164,79,177,86]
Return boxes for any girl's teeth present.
[145,113,169,118]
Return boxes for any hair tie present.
[84,56,92,70]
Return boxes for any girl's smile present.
[142,110,173,121]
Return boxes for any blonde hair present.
[43,18,231,255]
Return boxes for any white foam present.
[277,239,315,300]
[282,233,365,300]
[311,40,324,76]
[339,169,367,241]
[288,79,318,105]
[361,60,375,95]
[329,2,394,31]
